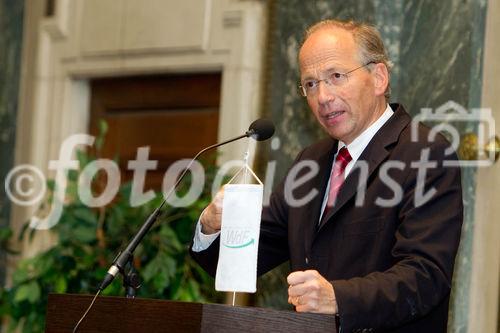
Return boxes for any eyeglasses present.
[298,62,375,97]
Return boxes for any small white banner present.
[215,184,263,293]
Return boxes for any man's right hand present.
[200,188,224,234]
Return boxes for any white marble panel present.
[470,0,500,331]
[209,0,237,52]
[122,0,210,53]
[80,0,124,55]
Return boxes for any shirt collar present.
[337,104,394,163]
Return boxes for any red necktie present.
[322,147,352,218]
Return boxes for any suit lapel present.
[316,104,411,232]
[303,139,338,256]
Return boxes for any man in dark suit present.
[191,19,463,333]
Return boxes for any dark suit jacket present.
[191,104,463,333]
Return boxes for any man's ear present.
[372,63,389,97]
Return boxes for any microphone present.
[246,118,275,141]
[98,118,275,291]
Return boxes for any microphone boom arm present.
[99,132,251,291]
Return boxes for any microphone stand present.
[73,117,274,332]
[123,256,140,298]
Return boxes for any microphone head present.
[247,118,275,141]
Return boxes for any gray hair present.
[302,19,392,101]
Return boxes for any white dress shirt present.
[192,104,394,252]
[318,104,394,220]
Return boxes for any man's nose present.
[316,80,335,104]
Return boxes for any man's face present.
[299,27,386,144]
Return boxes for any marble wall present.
[0,0,24,286]
[262,1,487,332]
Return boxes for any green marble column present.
[0,0,25,286]
[260,1,487,332]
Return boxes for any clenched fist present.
[287,270,338,314]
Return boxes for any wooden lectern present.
[45,294,337,332]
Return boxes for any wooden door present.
[88,73,221,190]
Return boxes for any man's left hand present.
[287,270,338,314]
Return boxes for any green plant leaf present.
[159,226,182,252]
[95,120,109,151]
[142,252,177,292]
[73,225,97,243]
[34,253,55,276]
[0,226,13,241]
[46,179,56,191]
[142,254,162,282]
[14,281,41,304]
[76,149,91,169]
[99,120,108,137]
[54,276,68,293]
[73,207,97,225]
[12,262,31,284]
